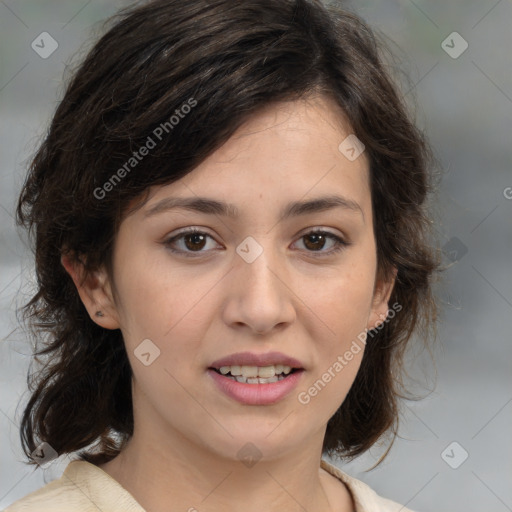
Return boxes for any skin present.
[62,95,396,512]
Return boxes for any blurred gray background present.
[1,1,511,511]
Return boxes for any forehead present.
[212,95,365,163]
[132,96,371,222]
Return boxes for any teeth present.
[230,365,241,376]
[216,364,296,384]
[218,364,293,378]
[241,366,259,378]
[256,366,275,378]
[232,374,284,384]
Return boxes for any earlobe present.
[60,252,120,330]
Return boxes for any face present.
[64,95,395,463]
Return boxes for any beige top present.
[4,458,415,512]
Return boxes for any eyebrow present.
[144,194,364,223]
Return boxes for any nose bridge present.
[237,235,282,299]
[226,235,295,333]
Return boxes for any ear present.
[367,266,398,331]
[61,252,120,330]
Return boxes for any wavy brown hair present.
[15,0,440,469]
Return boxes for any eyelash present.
[163,227,349,258]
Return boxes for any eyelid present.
[292,228,349,257]
[295,225,348,243]
[162,227,221,257]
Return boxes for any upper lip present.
[209,351,304,369]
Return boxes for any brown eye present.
[182,232,207,251]
[164,229,220,257]
[303,232,328,251]
[294,230,348,256]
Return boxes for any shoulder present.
[320,458,417,512]
[3,460,144,512]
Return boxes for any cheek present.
[112,250,208,414]
[112,245,210,365]
[297,268,371,418]
[307,256,376,341]
[297,250,375,403]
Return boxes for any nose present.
[222,245,296,335]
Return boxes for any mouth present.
[207,364,305,405]
[207,351,305,404]
[209,364,302,385]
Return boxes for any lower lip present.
[207,369,305,405]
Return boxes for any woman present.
[6,0,439,510]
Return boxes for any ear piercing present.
[95,311,104,317]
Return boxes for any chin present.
[206,423,305,462]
